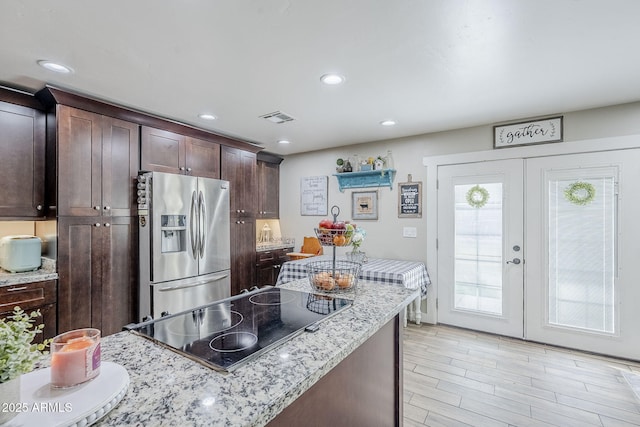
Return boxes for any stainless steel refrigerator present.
[137,171,231,320]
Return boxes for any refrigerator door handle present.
[190,190,198,259]
[157,273,230,291]
[198,191,206,259]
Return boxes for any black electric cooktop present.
[127,287,353,372]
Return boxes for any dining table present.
[275,255,431,325]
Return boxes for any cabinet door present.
[185,136,220,179]
[258,161,279,218]
[101,216,137,336]
[0,280,57,341]
[221,146,257,217]
[140,126,185,174]
[0,100,46,217]
[57,217,103,333]
[230,219,256,295]
[102,117,139,216]
[57,106,102,216]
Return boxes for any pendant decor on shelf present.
[564,181,596,206]
[466,185,490,208]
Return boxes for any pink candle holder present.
[50,328,101,388]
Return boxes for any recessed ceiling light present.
[277,140,291,144]
[198,113,216,120]
[37,60,73,74]
[380,120,397,126]
[320,74,345,85]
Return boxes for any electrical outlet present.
[403,227,417,238]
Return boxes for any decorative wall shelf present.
[333,169,396,192]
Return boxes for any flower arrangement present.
[0,307,50,383]
[350,227,367,253]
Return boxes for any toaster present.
[0,235,42,273]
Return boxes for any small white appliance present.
[0,235,42,273]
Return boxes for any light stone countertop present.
[0,257,58,287]
[88,279,418,426]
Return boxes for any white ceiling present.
[1,1,640,155]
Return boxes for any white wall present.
[279,101,640,262]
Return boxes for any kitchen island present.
[92,279,417,426]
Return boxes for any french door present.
[437,149,640,359]
[525,150,640,360]
[437,159,524,338]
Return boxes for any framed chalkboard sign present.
[300,176,328,216]
[398,179,422,218]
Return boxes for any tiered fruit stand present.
[308,206,361,292]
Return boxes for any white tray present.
[4,361,129,427]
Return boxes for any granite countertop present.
[255,242,295,252]
[0,257,58,287]
[89,280,418,426]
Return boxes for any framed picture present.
[398,180,422,218]
[352,190,378,220]
[494,116,563,148]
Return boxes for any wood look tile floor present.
[403,324,640,427]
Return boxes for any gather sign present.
[494,116,563,148]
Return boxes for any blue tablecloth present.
[276,255,430,297]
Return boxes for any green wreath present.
[466,185,489,208]
[564,181,596,206]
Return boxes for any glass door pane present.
[454,183,504,314]
[548,174,616,333]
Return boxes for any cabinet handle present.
[36,205,43,211]
[240,209,245,213]
[7,286,28,292]
[186,167,192,172]
[104,223,111,227]
[94,223,101,227]
[179,167,186,171]
[94,206,101,210]
[103,206,111,211]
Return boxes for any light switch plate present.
[403,227,417,238]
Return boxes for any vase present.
[346,250,367,264]
[0,376,20,424]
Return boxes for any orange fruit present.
[333,235,346,246]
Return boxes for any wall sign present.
[494,116,563,148]
[398,175,422,218]
[300,176,328,216]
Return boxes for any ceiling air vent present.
[259,111,295,124]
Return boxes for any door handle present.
[190,191,198,259]
[506,258,521,265]
[198,191,206,259]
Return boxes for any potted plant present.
[0,307,50,423]
[346,226,367,263]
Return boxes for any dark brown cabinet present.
[141,126,220,178]
[222,146,257,217]
[0,280,57,342]
[222,146,257,294]
[57,106,139,217]
[0,99,46,217]
[257,160,280,219]
[55,106,139,336]
[256,247,292,286]
[57,216,136,336]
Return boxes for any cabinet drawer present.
[0,280,56,312]
[257,251,276,264]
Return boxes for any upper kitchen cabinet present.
[141,126,220,179]
[0,91,46,218]
[257,152,283,219]
[57,106,139,217]
[221,146,257,217]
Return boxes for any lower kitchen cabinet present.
[0,280,56,342]
[256,248,293,286]
[230,219,256,295]
[57,216,137,336]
